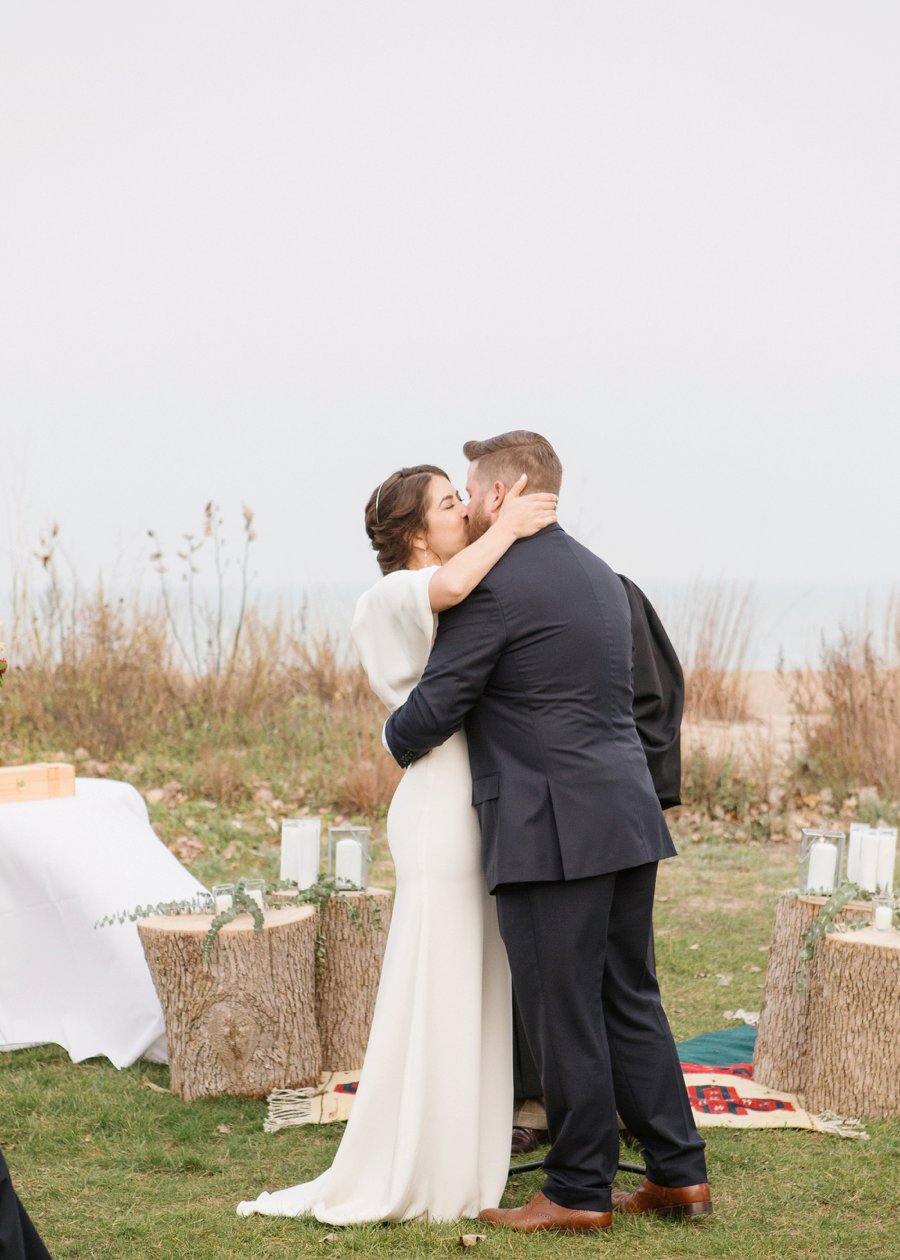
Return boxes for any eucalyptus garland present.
[94,893,213,928]
[201,886,265,961]
[96,875,381,972]
[272,875,382,974]
[796,881,868,992]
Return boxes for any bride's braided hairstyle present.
[365,465,450,575]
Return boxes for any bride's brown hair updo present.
[365,465,450,575]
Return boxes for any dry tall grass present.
[3,538,897,824]
[2,512,401,818]
[1,586,399,817]
[669,581,755,722]
[788,601,900,800]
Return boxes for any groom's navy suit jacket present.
[385,524,676,892]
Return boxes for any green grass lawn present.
[2,832,897,1259]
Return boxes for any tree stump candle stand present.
[316,889,393,1072]
[138,907,320,1101]
[754,893,900,1118]
[139,889,393,1100]
[803,927,900,1119]
[753,894,872,1093]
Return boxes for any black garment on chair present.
[617,574,684,810]
[0,1151,52,1260]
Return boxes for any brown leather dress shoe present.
[479,1190,612,1233]
[612,1177,712,1220]
[510,1126,549,1156]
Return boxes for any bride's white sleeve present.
[350,567,438,712]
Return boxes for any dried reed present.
[11,519,892,826]
[789,599,900,799]
[2,513,392,818]
[1,591,394,818]
[670,581,755,723]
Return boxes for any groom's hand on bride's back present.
[385,583,507,768]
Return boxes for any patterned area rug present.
[265,1072,359,1132]
[674,1026,867,1137]
[263,1026,868,1139]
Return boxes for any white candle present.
[281,818,321,888]
[804,840,838,893]
[280,822,300,883]
[215,893,232,913]
[334,838,365,888]
[847,823,868,883]
[875,828,897,894]
[874,903,893,931]
[857,830,880,893]
[297,824,321,890]
[246,888,264,909]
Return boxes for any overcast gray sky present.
[2,2,898,601]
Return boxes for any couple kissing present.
[238,430,709,1233]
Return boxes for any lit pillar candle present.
[804,839,838,893]
[875,828,897,894]
[857,831,880,893]
[334,838,365,888]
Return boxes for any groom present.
[385,431,709,1233]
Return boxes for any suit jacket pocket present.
[472,773,499,806]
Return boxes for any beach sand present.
[683,670,824,767]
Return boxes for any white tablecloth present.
[0,778,206,1068]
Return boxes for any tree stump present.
[802,926,900,1118]
[138,907,320,1101]
[753,894,871,1092]
[316,888,393,1071]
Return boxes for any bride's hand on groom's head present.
[498,474,558,539]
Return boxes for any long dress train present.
[237,566,512,1223]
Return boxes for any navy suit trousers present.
[495,863,707,1211]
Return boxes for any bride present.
[237,464,557,1224]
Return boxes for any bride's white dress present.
[237,566,513,1223]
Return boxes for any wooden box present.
[0,762,76,805]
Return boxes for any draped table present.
[0,778,205,1067]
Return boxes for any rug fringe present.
[810,1111,869,1140]
[263,1088,315,1133]
[261,1083,871,1141]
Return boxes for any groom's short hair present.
[463,431,563,495]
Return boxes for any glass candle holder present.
[211,883,235,913]
[873,894,894,932]
[799,829,845,895]
[239,877,266,910]
[327,825,370,890]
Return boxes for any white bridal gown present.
[237,566,513,1224]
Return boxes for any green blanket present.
[676,1024,757,1067]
